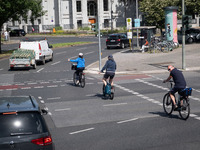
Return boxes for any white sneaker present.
[76,80,79,84]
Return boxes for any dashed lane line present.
[37,68,44,73]
[51,61,61,66]
[69,128,94,135]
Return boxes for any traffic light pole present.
[182,0,186,70]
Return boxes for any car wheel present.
[41,57,45,65]
[107,46,110,49]
[50,54,53,61]
[121,43,125,49]
[187,37,194,44]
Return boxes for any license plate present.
[110,40,115,42]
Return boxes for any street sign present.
[127,32,132,39]
[134,19,140,27]
[126,18,132,30]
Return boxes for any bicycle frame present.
[163,81,190,120]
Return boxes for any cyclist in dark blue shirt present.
[100,55,117,87]
[163,65,187,110]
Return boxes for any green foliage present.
[55,26,63,31]
[139,0,200,30]
[78,27,91,31]
[0,0,45,27]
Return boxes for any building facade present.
[3,0,137,33]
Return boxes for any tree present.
[139,0,200,35]
[0,0,45,53]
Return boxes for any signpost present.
[126,18,132,51]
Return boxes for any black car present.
[178,28,200,44]
[106,33,129,49]
[0,96,55,150]
[9,29,26,36]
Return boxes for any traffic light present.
[182,15,192,30]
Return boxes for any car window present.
[0,112,48,138]
[108,35,119,40]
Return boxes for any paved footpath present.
[86,44,200,74]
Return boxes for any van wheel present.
[33,63,36,69]
[50,54,53,61]
[42,57,45,65]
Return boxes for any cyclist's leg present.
[103,73,109,86]
[170,87,178,108]
[109,73,115,87]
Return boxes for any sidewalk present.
[86,44,200,74]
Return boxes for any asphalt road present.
[1,36,200,150]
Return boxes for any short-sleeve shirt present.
[170,68,186,88]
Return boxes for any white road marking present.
[0,68,3,71]
[56,51,67,55]
[40,81,50,84]
[15,83,25,85]
[47,97,61,100]
[103,103,128,107]
[34,86,44,89]
[21,87,31,89]
[69,128,94,135]
[76,47,86,51]
[47,85,58,88]
[117,118,138,124]
[55,108,71,111]
[27,82,37,85]
[37,68,44,72]
[85,51,95,55]
[51,61,61,66]
[6,88,17,91]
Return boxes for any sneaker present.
[173,105,178,111]
[76,80,79,85]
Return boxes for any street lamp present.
[111,0,114,31]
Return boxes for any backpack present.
[105,83,112,95]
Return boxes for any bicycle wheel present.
[73,72,78,85]
[163,93,173,115]
[102,84,105,96]
[163,43,169,52]
[179,98,190,120]
[110,92,114,100]
[80,74,85,88]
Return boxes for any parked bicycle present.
[71,63,85,88]
[163,80,192,120]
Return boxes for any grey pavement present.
[86,44,200,74]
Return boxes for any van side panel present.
[20,42,40,60]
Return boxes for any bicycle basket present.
[181,87,192,96]
[71,64,77,70]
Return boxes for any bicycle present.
[102,81,115,100]
[163,80,192,120]
[71,64,85,88]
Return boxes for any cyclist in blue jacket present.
[100,55,116,87]
[68,53,85,82]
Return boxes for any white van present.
[19,39,53,65]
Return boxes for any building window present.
[77,20,82,28]
[104,0,108,11]
[104,19,109,28]
[76,1,82,12]
[87,1,97,16]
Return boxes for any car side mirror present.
[41,109,48,115]
[49,45,53,48]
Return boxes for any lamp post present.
[111,0,114,31]
[98,0,101,71]
[182,0,185,70]
[136,0,139,48]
